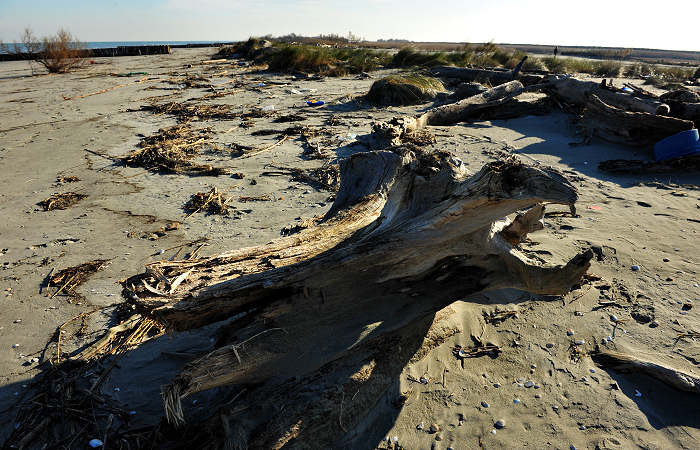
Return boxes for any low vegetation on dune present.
[365,74,445,106]
[266,44,390,76]
[216,37,390,76]
[220,36,700,82]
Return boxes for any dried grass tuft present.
[40,192,87,211]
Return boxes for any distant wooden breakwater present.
[0,43,233,62]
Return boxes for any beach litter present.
[39,192,87,211]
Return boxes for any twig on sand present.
[240,135,289,159]
[63,75,151,100]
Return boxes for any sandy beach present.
[1,47,699,449]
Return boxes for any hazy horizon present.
[1,0,698,53]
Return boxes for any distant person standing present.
[553,46,559,57]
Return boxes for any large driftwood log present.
[122,147,592,428]
[598,154,700,173]
[370,81,525,148]
[580,94,694,147]
[546,76,670,115]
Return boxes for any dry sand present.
[0,48,699,449]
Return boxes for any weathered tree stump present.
[122,147,592,440]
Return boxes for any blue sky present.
[1,0,698,51]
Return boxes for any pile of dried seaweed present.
[263,163,340,192]
[184,187,232,216]
[123,125,229,176]
[48,259,109,298]
[40,192,87,211]
[141,101,238,121]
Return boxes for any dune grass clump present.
[623,63,654,78]
[540,56,567,74]
[390,48,450,67]
[365,74,445,106]
[263,44,389,76]
[593,60,622,77]
[541,57,596,75]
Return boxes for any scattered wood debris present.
[184,187,232,216]
[39,192,87,211]
[4,310,164,449]
[48,259,109,298]
[123,124,229,176]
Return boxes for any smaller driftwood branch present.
[581,94,694,147]
[593,348,700,394]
